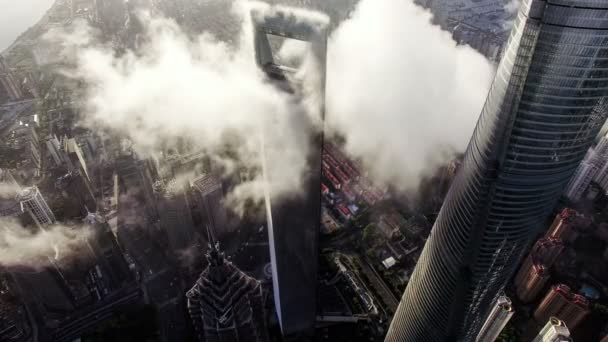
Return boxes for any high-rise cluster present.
[386,0,608,340]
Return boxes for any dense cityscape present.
[0,0,607,342]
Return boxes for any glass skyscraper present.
[251,6,329,337]
[386,0,608,341]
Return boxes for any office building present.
[186,240,268,342]
[0,169,21,217]
[534,284,590,331]
[7,122,41,176]
[251,5,328,336]
[0,56,23,103]
[565,133,608,200]
[18,186,56,228]
[532,317,572,342]
[56,170,97,217]
[158,180,196,253]
[475,295,514,342]
[46,135,66,167]
[386,1,608,341]
[64,137,90,181]
[564,150,600,201]
[192,174,230,237]
[83,212,133,291]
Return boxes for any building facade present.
[386,1,608,340]
[475,295,514,342]
[186,242,268,342]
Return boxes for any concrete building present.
[186,240,268,342]
[18,186,56,228]
[0,56,23,103]
[56,170,97,217]
[0,169,21,218]
[157,180,196,254]
[46,135,66,168]
[534,284,590,331]
[386,1,608,341]
[83,212,133,292]
[475,295,514,342]
[252,5,328,337]
[564,150,599,201]
[565,133,608,201]
[192,174,229,237]
[7,123,41,177]
[532,317,572,342]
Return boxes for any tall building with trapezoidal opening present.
[386,0,608,341]
[251,4,329,337]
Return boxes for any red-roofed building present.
[321,183,329,196]
[337,204,351,220]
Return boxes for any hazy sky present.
[0,0,55,52]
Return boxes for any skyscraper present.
[475,295,514,342]
[251,5,328,337]
[532,317,572,342]
[564,132,608,200]
[192,174,230,237]
[18,186,56,228]
[534,284,590,331]
[0,169,21,218]
[186,240,268,342]
[0,56,23,103]
[386,1,608,341]
[158,181,196,254]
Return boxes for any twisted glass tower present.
[386,1,608,341]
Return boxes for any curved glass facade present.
[386,1,608,341]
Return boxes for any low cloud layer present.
[327,0,495,193]
[47,5,328,211]
[0,218,92,268]
[46,0,496,207]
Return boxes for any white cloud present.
[0,218,92,268]
[48,7,327,209]
[326,0,495,193]
[505,0,522,15]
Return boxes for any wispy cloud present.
[0,218,92,268]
